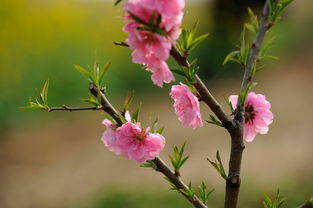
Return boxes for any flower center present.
[244,104,256,123]
[136,127,149,141]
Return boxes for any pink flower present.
[101,119,123,155]
[124,0,184,87]
[101,112,165,163]
[116,122,165,163]
[170,83,203,129]
[229,92,274,142]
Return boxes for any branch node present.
[226,173,241,188]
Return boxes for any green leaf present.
[156,126,165,134]
[170,69,186,77]
[99,61,111,86]
[207,151,227,179]
[223,96,234,112]
[80,96,101,106]
[132,102,142,122]
[281,0,294,11]
[188,33,209,51]
[128,11,147,25]
[137,25,166,36]
[73,64,93,82]
[114,0,123,6]
[206,114,223,127]
[223,50,240,65]
[198,182,214,204]
[123,92,134,111]
[267,0,275,13]
[140,160,157,169]
[169,142,189,172]
[40,80,49,106]
[264,55,279,61]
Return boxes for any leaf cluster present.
[223,8,279,69]
[268,0,294,25]
[206,114,223,127]
[168,142,189,175]
[171,58,199,83]
[150,118,165,134]
[263,190,286,208]
[198,182,214,205]
[20,80,50,111]
[207,151,227,180]
[176,22,209,57]
[73,61,111,89]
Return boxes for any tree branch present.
[298,199,313,208]
[48,105,102,112]
[89,83,207,208]
[153,157,208,208]
[224,2,272,208]
[170,47,232,128]
[89,83,124,126]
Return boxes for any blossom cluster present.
[124,0,185,87]
[100,0,274,163]
[101,113,165,163]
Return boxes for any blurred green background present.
[0,0,312,207]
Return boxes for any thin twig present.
[88,83,207,208]
[238,3,271,105]
[113,41,129,47]
[48,105,102,112]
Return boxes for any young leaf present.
[170,69,187,78]
[40,80,49,106]
[128,11,147,25]
[198,182,214,204]
[156,126,165,134]
[114,0,123,6]
[132,102,142,122]
[140,160,157,170]
[73,64,93,82]
[98,61,111,86]
[123,92,134,112]
[206,114,223,127]
[80,96,101,106]
[223,50,240,65]
[169,142,189,173]
[207,151,227,179]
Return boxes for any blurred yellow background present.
[0,0,312,207]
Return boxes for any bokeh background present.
[0,0,312,207]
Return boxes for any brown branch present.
[153,157,207,208]
[89,83,124,126]
[298,199,313,208]
[89,82,207,208]
[170,47,232,128]
[48,105,102,112]
[224,2,272,208]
